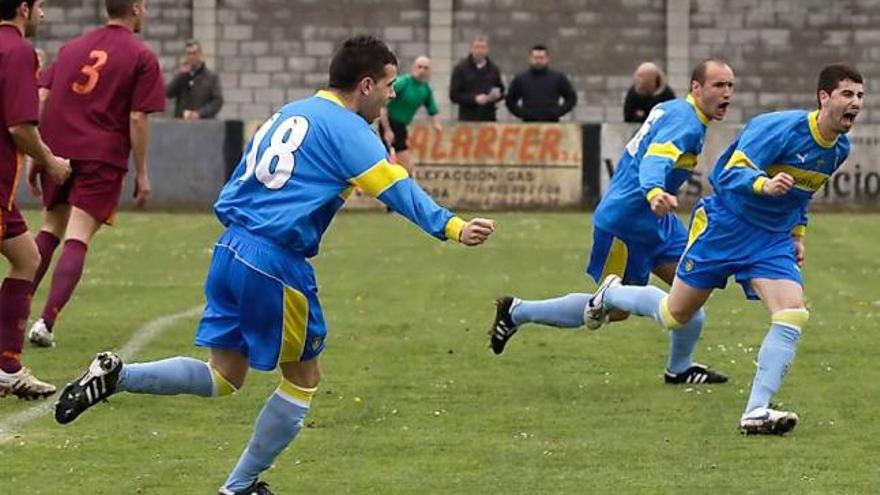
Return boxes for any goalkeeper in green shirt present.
[379,55,442,173]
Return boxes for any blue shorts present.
[195,226,327,371]
[586,214,687,285]
[677,196,802,300]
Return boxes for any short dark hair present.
[690,58,729,85]
[185,39,201,51]
[531,44,548,53]
[328,35,397,91]
[816,63,863,107]
[0,0,34,21]
[106,0,139,19]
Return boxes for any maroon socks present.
[41,239,88,331]
[0,278,34,373]
[33,230,61,291]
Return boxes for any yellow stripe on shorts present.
[279,286,309,364]
[685,207,708,252]
[600,237,628,281]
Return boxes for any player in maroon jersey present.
[26,0,165,347]
[0,0,71,398]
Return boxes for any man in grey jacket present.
[166,39,223,119]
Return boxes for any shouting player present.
[55,36,495,494]
[26,0,165,347]
[0,0,71,398]
[591,63,863,435]
[490,60,733,386]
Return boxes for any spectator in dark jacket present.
[449,36,505,121]
[505,45,577,122]
[623,62,675,123]
[166,40,223,119]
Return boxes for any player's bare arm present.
[25,87,53,196]
[130,111,151,207]
[8,122,70,183]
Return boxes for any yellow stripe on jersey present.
[767,164,830,192]
[645,142,683,162]
[600,237,628,281]
[279,379,317,407]
[685,207,708,252]
[687,94,710,125]
[279,286,309,364]
[791,225,807,237]
[808,110,837,149]
[444,216,466,242]
[351,159,409,198]
[675,153,698,170]
[725,150,759,170]
[315,89,345,107]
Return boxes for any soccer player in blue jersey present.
[53,36,495,494]
[490,60,734,384]
[589,63,863,435]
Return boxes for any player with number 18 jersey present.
[204,89,470,367]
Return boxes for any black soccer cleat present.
[489,296,519,355]
[664,363,728,384]
[220,481,275,495]
[55,352,122,425]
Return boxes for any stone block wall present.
[688,0,880,123]
[30,0,880,124]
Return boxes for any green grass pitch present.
[1,211,878,494]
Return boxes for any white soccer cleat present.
[584,274,621,330]
[28,319,55,348]
[0,366,57,400]
[739,406,799,435]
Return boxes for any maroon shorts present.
[0,203,29,240]
[41,160,125,224]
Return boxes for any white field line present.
[0,305,203,443]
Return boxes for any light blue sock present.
[224,388,311,491]
[509,293,591,328]
[604,284,667,322]
[604,284,704,374]
[667,308,704,374]
[118,357,215,397]
[744,323,801,414]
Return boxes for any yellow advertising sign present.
[348,122,583,210]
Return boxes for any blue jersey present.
[594,95,709,244]
[710,110,850,234]
[214,91,464,257]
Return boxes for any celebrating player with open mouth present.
[490,59,734,387]
[590,63,864,435]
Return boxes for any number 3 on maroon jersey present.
[72,49,108,95]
